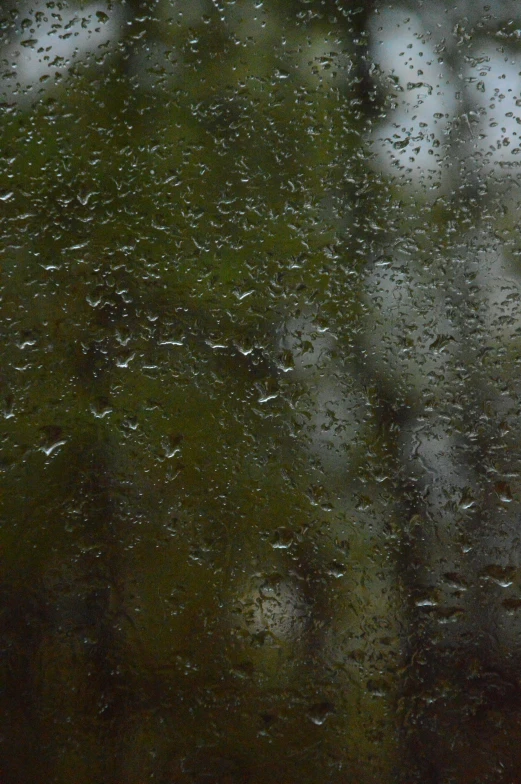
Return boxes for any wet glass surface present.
[2,1,521,781]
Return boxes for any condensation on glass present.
[1,1,521,781]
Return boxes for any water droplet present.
[495,482,513,503]
[270,528,294,550]
[307,702,334,726]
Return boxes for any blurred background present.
[2,0,521,781]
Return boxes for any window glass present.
[2,1,521,781]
